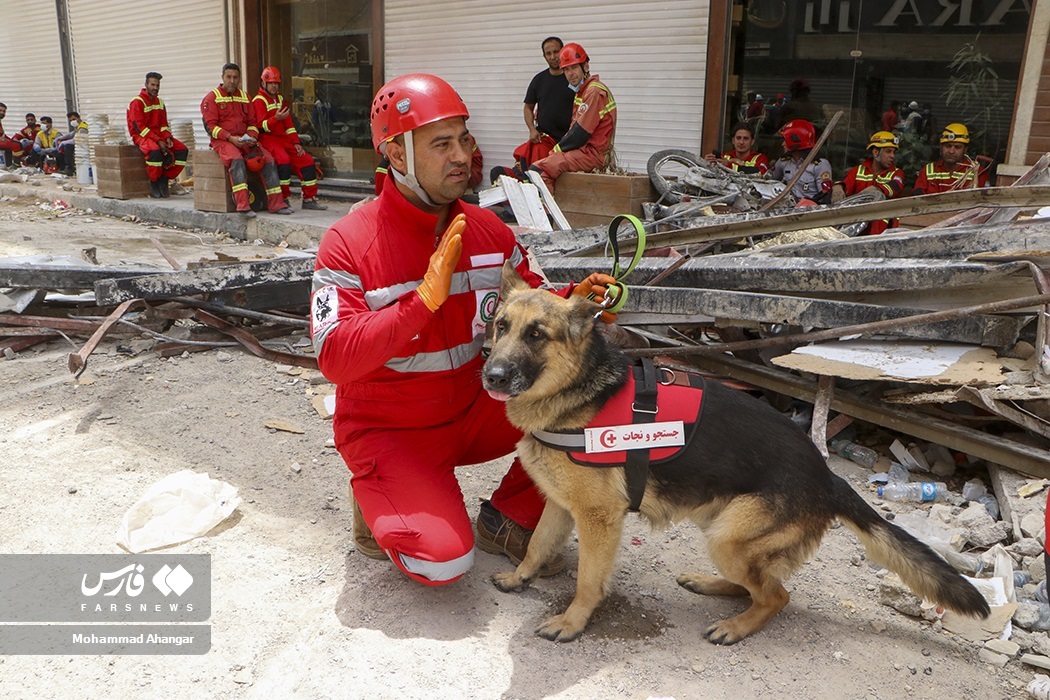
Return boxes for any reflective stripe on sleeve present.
[313,268,361,293]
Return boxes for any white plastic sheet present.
[115,470,242,553]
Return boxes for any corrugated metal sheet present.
[66,0,228,148]
[385,0,709,175]
[0,7,67,130]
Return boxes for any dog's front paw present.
[536,613,585,643]
[491,571,528,592]
[703,619,746,646]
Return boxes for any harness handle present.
[594,214,646,315]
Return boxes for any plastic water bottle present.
[830,439,879,469]
[877,481,949,502]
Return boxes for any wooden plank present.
[561,211,616,229]
[94,257,315,305]
[525,169,571,230]
[682,351,1050,479]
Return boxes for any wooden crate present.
[192,149,235,213]
[94,145,150,200]
[554,172,657,229]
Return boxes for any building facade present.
[3,1,1046,182]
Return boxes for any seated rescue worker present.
[912,123,990,195]
[529,42,616,196]
[768,119,833,204]
[704,121,769,175]
[200,63,291,218]
[0,103,26,166]
[252,66,327,211]
[55,112,88,176]
[33,116,60,170]
[128,72,189,198]
[14,113,40,165]
[311,73,616,586]
[830,130,906,235]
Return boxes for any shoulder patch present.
[311,285,338,334]
[577,102,590,114]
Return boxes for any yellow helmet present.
[868,131,899,150]
[940,123,970,144]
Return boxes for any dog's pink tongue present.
[486,389,511,402]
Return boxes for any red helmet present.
[260,66,281,85]
[244,147,265,172]
[370,73,469,153]
[780,119,816,152]
[559,43,589,69]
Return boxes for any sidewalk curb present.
[0,181,333,249]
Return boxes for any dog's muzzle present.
[481,359,519,402]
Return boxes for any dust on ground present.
[0,195,1035,699]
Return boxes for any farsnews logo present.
[81,563,194,598]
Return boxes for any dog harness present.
[531,359,706,512]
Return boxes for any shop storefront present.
[260,0,380,177]
[719,0,1031,182]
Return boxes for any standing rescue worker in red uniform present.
[251,66,327,211]
[529,42,616,196]
[311,74,615,586]
[704,122,770,175]
[830,131,906,235]
[127,72,189,199]
[912,123,990,195]
[200,63,291,218]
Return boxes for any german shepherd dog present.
[481,263,990,645]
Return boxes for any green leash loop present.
[594,214,645,314]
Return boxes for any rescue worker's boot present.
[160,179,170,198]
[352,495,386,561]
[149,179,164,199]
[475,500,565,577]
[301,198,328,211]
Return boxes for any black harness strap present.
[625,358,659,512]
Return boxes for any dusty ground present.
[0,193,1038,699]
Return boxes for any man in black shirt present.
[523,36,574,144]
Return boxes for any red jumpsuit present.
[721,150,769,175]
[311,182,573,586]
[532,75,616,195]
[912,158,989,194]
[127,89,188,183]
[251,89,320,201]
[373,136,483,195]
[0,119,24,160]
[836,158,906,235]
[200,86,285,213]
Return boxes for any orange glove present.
[416,214,465,312]
[571,272,617,305]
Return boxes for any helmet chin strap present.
[390,130,438,207]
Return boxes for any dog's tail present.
[831,475,990,618]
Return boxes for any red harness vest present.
[532,361,706,510]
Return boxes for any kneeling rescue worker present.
[310,73,617,585]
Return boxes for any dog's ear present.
[500,260,532,300]
[566,297,599,345]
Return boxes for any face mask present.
[70,120,79,128]
[569,81,582,94]
[42,125,51,132]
